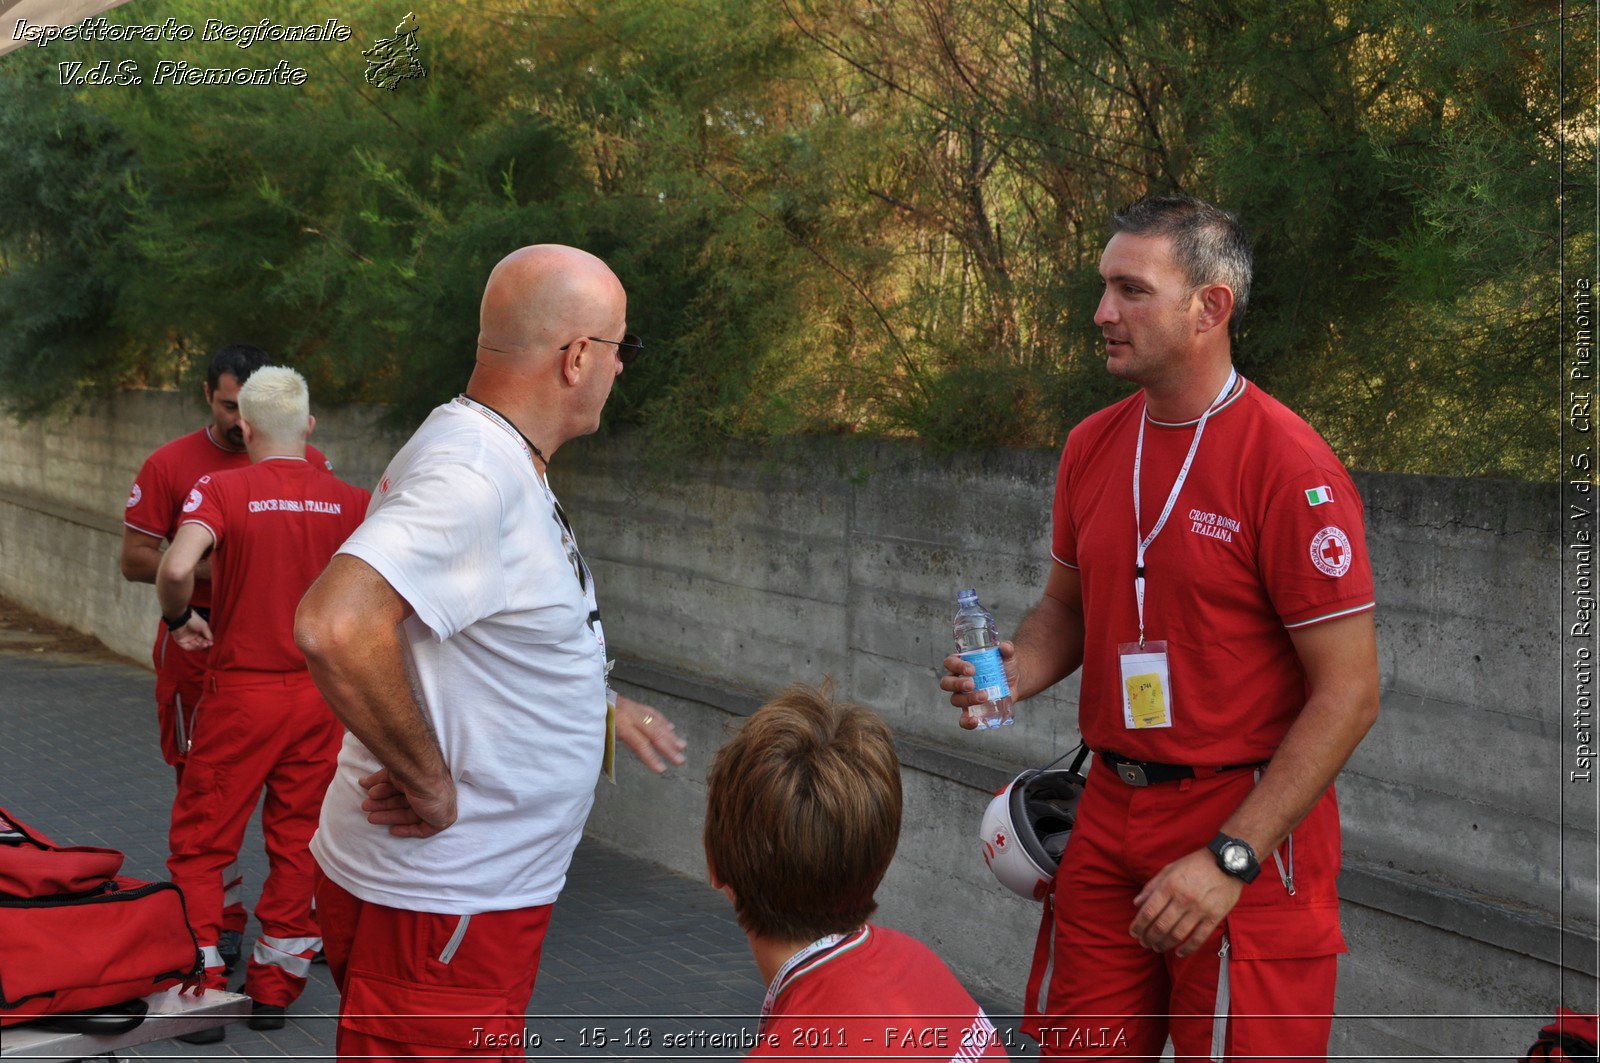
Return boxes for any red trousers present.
[314,870,553,1061]
[151,621,246,937]
[151,621,208,768]
[1027,760,1345,1061]
[166,670,342,1005]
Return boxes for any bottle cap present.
[957,588,979,605]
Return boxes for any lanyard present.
[1132,369,1238,646]
[758,927,867,1032]
[454,395,598,601]
[455,395,543,484]
[454,394,608,675]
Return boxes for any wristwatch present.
[1207,832,1261,884]
[162,606,193,631]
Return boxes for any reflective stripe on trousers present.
[1211,934,1231,1062]
[439,915,471,964]
[253,934,323,979]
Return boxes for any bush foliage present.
[0,0,1589,478]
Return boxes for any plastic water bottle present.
[954,589,1014,729]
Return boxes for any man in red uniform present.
[943,195,1380,1061]
[120,345,330,971]
[156,366,367,1041]
[705,682,1006,1063]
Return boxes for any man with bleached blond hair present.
[158,366,369,1041]
[121,345,334,972]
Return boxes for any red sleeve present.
[1257,465,1375,629]
[178,474,227,547]
[124,453,170,539]
[1049,437,1079,569]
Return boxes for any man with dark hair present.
[942,193,1379,1060]
[705,682,1005,1062]
[120,343,330,972]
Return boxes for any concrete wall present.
[1,391,1594,1060]
[0,391,396,662]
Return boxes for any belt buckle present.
[1117,763,1149,787]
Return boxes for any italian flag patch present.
[1305,485,1334,506]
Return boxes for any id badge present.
[603,686,618,784]
[1118,640,1173,729]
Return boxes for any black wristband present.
[1208,832,1262,884]
[163,606,193,631]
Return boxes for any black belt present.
[1099,750,1268,788]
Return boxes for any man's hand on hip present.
[359,767,457,838]
[1129,847,1245,956]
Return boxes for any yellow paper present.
[603,700,617,783]
[1125,672,1170,728]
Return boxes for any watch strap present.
[1207,831,1261,884]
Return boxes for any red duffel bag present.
[1522,1009,1599,1061]
[0,806,202,1027]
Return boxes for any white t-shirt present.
[311,397,608,914]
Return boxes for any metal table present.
[1,987,249,1061]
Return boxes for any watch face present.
[1222,844,1249,872]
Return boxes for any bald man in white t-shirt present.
[295,245,687,1060]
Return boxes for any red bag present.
[0,807,202,1027]
[1523,1009,1599,1062]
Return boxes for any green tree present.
[0,0,1584,479]
[0,66,142,414]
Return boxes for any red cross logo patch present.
[1309,526,1353,577]
[993,828,1009,851]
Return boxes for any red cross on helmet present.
[978,746,1089,901]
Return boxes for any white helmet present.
[979,747,1089,901]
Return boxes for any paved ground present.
[1,641,1031,1062]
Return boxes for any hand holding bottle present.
[946,589,1016,729]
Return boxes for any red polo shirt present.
[749,926,1006,1062]
[180,457,367,673]
[1051,379,1374,765]
[125,426,329,609]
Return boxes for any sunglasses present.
[551,497,605,635]
[559,333,644,366]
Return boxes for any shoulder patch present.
[1304,485,1333,506]
[1310,526,1352,577]
[126,483,142,508]
[182,488,204,514]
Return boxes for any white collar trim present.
[1145,376,1248,427]
[202,426,241,453]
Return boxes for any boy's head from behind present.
[703,682,903,944]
